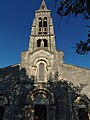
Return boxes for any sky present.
[0,0,90,69]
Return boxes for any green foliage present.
[76,26,90,55]
[57,0,90,20]
[56,0,90,54]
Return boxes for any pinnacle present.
[40,0,47,10]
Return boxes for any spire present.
[40,0,47,10]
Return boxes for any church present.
[0,0,90,120]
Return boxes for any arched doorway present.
[27,89,55,120]
[34,104,47,120]
[74,97,89,120]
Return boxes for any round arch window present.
[39,63,44,81]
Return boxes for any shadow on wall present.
[0,66,90,120]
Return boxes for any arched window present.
[43,17,47,34]
[38,17,42,34]
[75,98,89,120]
[43,17,47,27]
[39,17,42,27]
[43,39,48,47]
[37,39,41,47]
[39,63,44,81]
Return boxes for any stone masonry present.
[0,0,90,120]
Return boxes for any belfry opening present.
[34,105,47,120]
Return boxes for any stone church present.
[0,0,90,120]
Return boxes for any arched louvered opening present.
[39,63,44,81]
[43,17,47,27]
[43,39,48,47]
[38,17,42,34]
[39,17,42,27]
[37,39,41,47]
[43,17,47,34]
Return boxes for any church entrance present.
[34,105,47,120]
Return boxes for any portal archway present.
[27,89,55,120]
[74,97,89,120]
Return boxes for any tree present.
[56,0,90,55]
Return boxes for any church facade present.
[0,0,90,120]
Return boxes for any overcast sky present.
[0,0,90,69]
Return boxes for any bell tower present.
[21,0,64,81]
[28,0,56,52]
